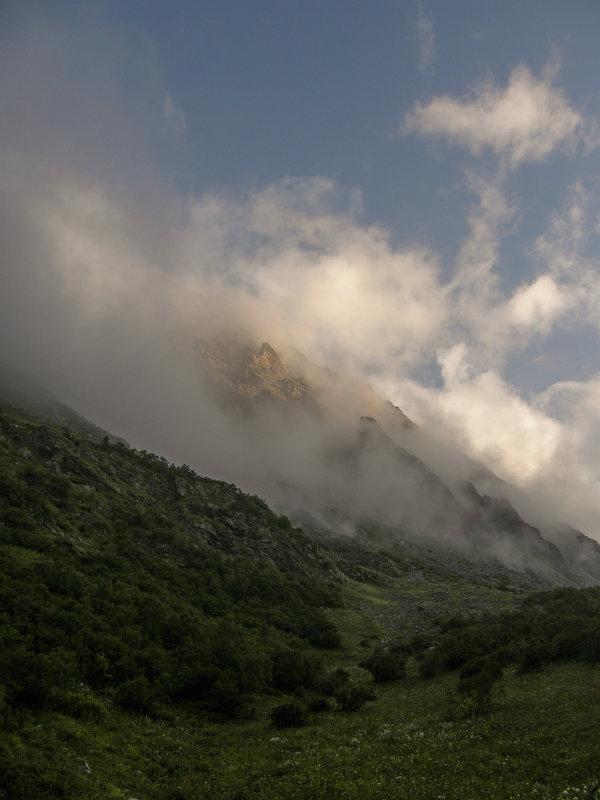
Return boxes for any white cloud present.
[438,173,520,372]
[507,275,569,330]
[438,342,472,389]
[535,181,587,269]
[451,173,512,298]
[389,366,600,536]
[179,178,447,373]
[397,367,563,484]
[532,378,600,531]
[403,64,582,166]
[436,174,598,372]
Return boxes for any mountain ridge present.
[190,338,600,587]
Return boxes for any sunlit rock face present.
[247,343,313,402]
[192,338,316,408]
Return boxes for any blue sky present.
[1,1,600,534]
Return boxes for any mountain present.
[298,415,575,586]
[543,522,600,586]
[4,394,600,798]
[0,367,128,446]
[192,338,600,587]
[192,338,316,409]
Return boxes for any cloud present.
[531,377,600,532]
[392,365,600,536]
[1,7,599,540]
[435,172,598,373]
[507,275,569,330]
[437,342,472,389]
[3,144,599,535]
[436,173,518,372]
[451,173,512,298]
[176,178,447,374]
[533,182,600,332]
[415,3,436,75]
[398,358,562,481]
[403,64,582,166]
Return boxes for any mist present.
[1,6,599,557]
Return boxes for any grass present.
[10,661,600,799]
[6,573,600,800]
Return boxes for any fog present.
[1,6,598,558]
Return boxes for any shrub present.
[334,682,375,712]
[206,672,255,719]
[304,692,331,712]
[271,649,322,691]
[418,650,443,679]
[316,667,350,697]
[113,676,155,715]
[361,647,406,683]
[409,634,430,658]
[3,648,77,709]
[270,700,308,729]
[518,641,545,674]
[456,657,503,716]
[59,692,108,721]
[300,610,342,649]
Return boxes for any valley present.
[1,397,600,798]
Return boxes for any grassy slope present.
[7,591,600,800]
[1,401,599,799]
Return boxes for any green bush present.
[270,700,308,728]
[456,657,503,716]
[334,681,375,712]
[304,692,332,712]
[409,634,431,657]
[518,641,545,673]
[113,676,155,715]
[271,649,322,691]
[361,647,406,683]
[59,692,108,721]
[418,650,443,679]
[3,648,77,709]
[206,672,256,718]
[317,667,351,697]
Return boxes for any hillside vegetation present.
[1,401,600,799]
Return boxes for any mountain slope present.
[191,338,600,587]
[0,399,347,732]
[3,398,600,799]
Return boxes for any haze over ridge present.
[1,3,599,540]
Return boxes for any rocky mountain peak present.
[257,341,280,361]
[385,400,417,431]
[193,338,315,406]
[246,342,313,403]
[249,342,288,384]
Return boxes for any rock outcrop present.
[192,338,316,408]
